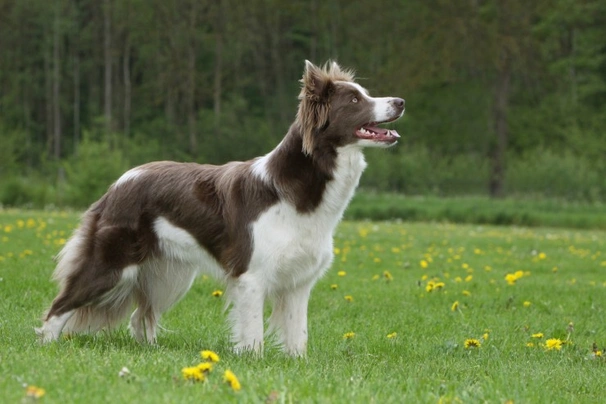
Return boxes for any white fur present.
[114,168,144,187]
[228,145,367,355]
[36,311,74,343]
[337,81,403,124]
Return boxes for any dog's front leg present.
[268,282,313,357]
[228,273,265,354]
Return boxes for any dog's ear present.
[298,60,333,155]
[302,60,333,102]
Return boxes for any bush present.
[60,137,128,207]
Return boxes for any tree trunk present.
[103,0,112,137]
[213,0,223,128]
[489,58,511,198]
[123,35,131,138]
[52,4,62,160]
[73,53,80,155]
[187,2,198,155]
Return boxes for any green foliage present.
[0,0,605,203]
[2,211,606,403]
[61,137,128,207]
[0,177,54,208]
[346,192,606,229]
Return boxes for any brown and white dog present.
[37,60,405,355]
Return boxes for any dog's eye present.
[352,97,358,103]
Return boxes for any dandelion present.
[526,342,535,347]
[212,290,223,297]
[330,284,338,290]
[334,247,341,255]
[545,338,563,351]
[196,362,213,373]
[523,301,531,307]
[338,271,346,277]
[464,339,481,349]
[482,332,489,341]
[200,350,220,363]
[383,270,393,281]
[451,301,459,311]
[25,385,46,399]
[223,369,242,391]
[182,366,205,382]
[387,332,397,339]
[464,275,473,282]
[343,332,355,339]
[538,252,547,260]
[420,260,428,269]
[462,290,471,297]
[118,366,131,377]
[344,295,353,302]
[531,333,544,339]
[372,274,380,281]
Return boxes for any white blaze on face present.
[341,82,403,123]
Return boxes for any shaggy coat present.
[37,60,405,355]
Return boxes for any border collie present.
[37,60,405,355]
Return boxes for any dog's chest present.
[247,147,367,291]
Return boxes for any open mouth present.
[355,122,401,144]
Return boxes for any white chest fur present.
[248,146,367,295]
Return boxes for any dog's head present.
[296,60,405,155]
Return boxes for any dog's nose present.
[393,98,405,108]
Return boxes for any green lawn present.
[1,209,606,403]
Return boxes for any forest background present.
[0,0,605,208]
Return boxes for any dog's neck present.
[258,124,366,216]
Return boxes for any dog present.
[37,60,405,355]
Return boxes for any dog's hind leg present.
[38,223,141,343]
[129,259,198,343]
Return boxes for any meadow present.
[1,209,606,403]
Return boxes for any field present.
[1,209,606,403]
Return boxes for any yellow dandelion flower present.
[434,281,445,289]
[462,290,471,296]
[391,247,401,253]
[26,218,36,228]
[4,225,12,233]
[212,290,223,297]
[330,284,338,290]
[373,257,381,263]
[464,275,473,282]
[464,339,481,349]
[182,366,205,382]
[387,332,397,339]
[545,338,563,351]
[383,270,393,281]
[595,350,603,357]
[338,271,346,277]
[343,332,355,339]
[25,386,46,399]
[372,274,380,280]
[451,301,459,311]
[531,333,544,339]
[200,350,220,363]
[196,362,213,373]
[482,333,489,341]
[420,260,428,269]
[334,247,341,255]
[461,263,469,269]
[538,252,547,260]
[454,276,463,283]
[425,281,435,292]
[223,370,241,391]
[17,220,25,228]
[344,295,353,302]
[526,342,535,347]
[523,301,531,307]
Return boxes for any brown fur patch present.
[297,61,355,155]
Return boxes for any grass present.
[347,192,606,230]
[1,209,606,403]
